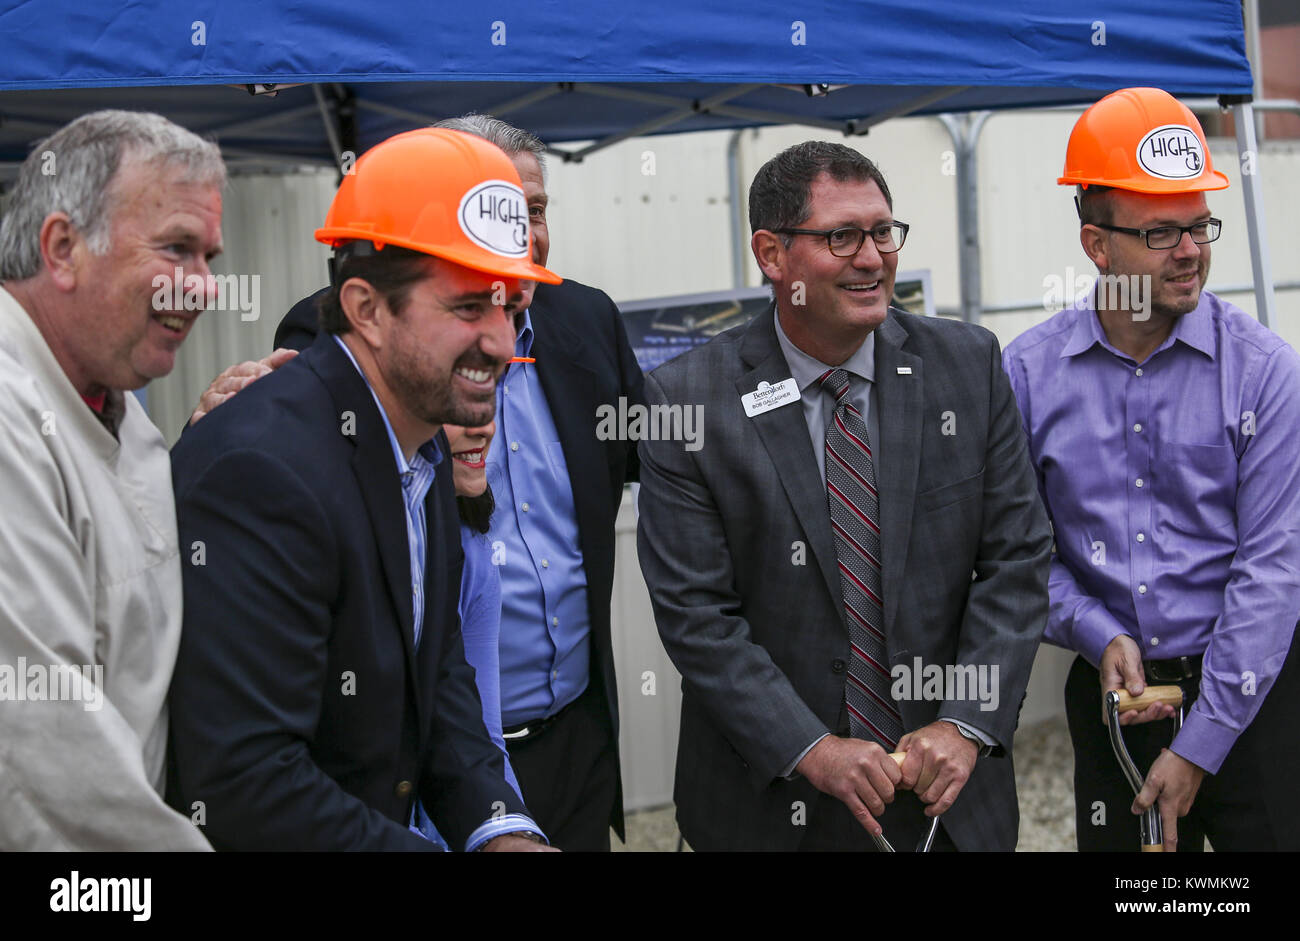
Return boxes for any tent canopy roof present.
[0,0,1253,165]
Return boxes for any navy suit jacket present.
[275,278,645,838]
[168,331,528,850]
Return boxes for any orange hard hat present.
[315,127,560,284]
[1058,87,1229,195]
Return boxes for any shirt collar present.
[773,305,876,393]
[331,334,443,472]
[514,307,535,359]
[1060,286,1216,362]
[1168,292,1216,360]
[1059,303,1106,359]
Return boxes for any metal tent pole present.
[938,111,991,324]
[1230,100,1277,330]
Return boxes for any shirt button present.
[831,658,846,674]
[1135,368,1144,377]
[1133,423,1142,433]
[504,386,510,395]
[1136,532,1145,543]
[1150,637,1160,647]
[395,780,413,797]
[552,616,559,626]
[541,559,549,568]
[522,502,530,512]
[552,670,558,679]
[1135,478,1144,488]
[510,441,519,452]
[1138,584,1148,594]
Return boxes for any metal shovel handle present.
[1104,686,1184,852]
[871,751,942,853]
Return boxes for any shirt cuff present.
[1073,608,1128,669]
[1170,705,1237,775]
[938,716,996,751]
[780,733,830,779]
[464,814,547,852]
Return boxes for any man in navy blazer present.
[168,128,560,850]
[248,117,644,851]
[190,116,645,850]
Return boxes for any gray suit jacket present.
[636,305,1052,851]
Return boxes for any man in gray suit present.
[636,141,1052,851]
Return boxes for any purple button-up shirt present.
[1002,290,1300,773]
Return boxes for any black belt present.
[1144,653,1203,683]
[501,692,582,742]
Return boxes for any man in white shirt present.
[0,110,223,850]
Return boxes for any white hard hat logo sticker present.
[1136,125,1205,180]
[458,180,529,257]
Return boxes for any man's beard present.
[386,340,498,429]
[1151,260,1209,320]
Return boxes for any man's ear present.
[340,278,385,351]
[1079,225,1109,273]
[751,230,785,284]
[39,213,82,292]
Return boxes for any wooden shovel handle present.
[1112,685,1184,713]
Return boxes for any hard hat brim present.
[1057,169,1230,194]
[315,227,562,284]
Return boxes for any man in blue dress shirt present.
[434,115,645,851]
[1004,88,1300,851]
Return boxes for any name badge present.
[742,378,801,417]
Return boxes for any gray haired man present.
[0,110,222,849]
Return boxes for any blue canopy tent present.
[0,0,1276,325]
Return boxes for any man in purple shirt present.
[1004,87,1300,851]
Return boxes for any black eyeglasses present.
[772,222,909,256]
[1091,218,1221,250]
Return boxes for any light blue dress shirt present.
[414,525,524,849]
[332,336,543,850]
[488,309,593,728]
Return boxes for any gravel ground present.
[612,715,1077,852]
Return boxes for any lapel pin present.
[897,366,913,375]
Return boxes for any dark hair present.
[317,245,436,334]
[748,140,893,237]
[457,486,495,534]
[1076,184,1116,227]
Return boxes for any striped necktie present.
[820,367,903,750]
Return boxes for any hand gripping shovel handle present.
[1104,685,1184,852]
[869,752,941,853]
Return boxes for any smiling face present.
[72,159,223,391]
[444,419,496,497]
[1084,189,1212,320]
[511,151,549,313]
[365,257,520,432]
[754,174,898,365]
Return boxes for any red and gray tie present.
[820,367,903,750]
